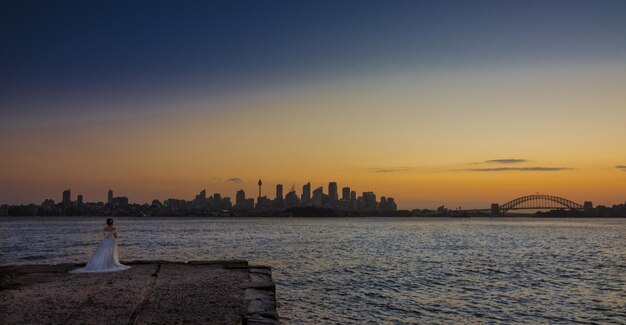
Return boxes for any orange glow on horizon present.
[1,63,625,209]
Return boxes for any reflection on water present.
[1,217,625,323]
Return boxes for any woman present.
[70,218,131,273]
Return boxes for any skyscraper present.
[302,182,311,205]
[387,198,397,212]
[380,196,388,212]
[342,187,350,201]
[328,182,338,203]
[236,189,246,208]
[62,189,71,207]
[195,189,207,208]
[312,186,324,206]
[107,190,113,205]
[275,184,284,210]
[285,190,299,209]
[77,194,83,207]
[276,184,283,200]
[212,193,222,210]
[258,179,263,199]
[362,192,377,211]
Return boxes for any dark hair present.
[106,218,113,225]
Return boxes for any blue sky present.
[1,1,625,206]
[2,0,625,124]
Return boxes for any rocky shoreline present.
[0,260,278,325]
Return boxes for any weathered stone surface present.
[187,260,248,267]
[0,264,155,324]
[243,265,279,325]
[135,263,248,324]
[0,260,275,325]
[249,267,272,275]
[249,272,272,282]
[240,281,276,292]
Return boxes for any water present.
[1,217,625,324]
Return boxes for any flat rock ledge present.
[0,260,279,325]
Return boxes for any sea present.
[1,217,625,324]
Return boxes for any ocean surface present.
[1,217,625,324]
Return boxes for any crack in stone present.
[128,263,161,325]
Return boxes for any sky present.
[1,0,625,209]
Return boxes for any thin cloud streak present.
[616,165,626,171]
[484,159,528,164]
[226,177,243,184]
[370,167,413,173]
[464,167,572,172]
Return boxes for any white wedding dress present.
[70,230,131,273]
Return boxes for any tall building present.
[212,193,222,210]
[328,182,338,203]
[275,184,284,210]
[236,189,246,208]
[351,190,358,210]
[285,190,299,209]
[222,197,232,210]
[342,187,350,201]
[362,192,377,211]
[379,196,387,212]
[276,184,283,200]
[62,189,71,207]
[387,198,397,212]
[312,186,324,207]
[302,182,311,205]
[77,194,84,207]
[258,179,263,198]
[194,189,207,208]
[107,190,113,205]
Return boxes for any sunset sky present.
[1,1,625,209]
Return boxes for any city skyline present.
[5,182,626,219]
[5,181,626,212]
[1,1,625,209]
[7,179,399,209]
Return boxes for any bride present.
[70,218,131,273]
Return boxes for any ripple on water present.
[1,217,625,324]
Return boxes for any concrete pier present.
[0,260,278,325]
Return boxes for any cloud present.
[616,165,626,171]
[226,177,243,183]
[370,167,413,173]
[484,159,528,164]
[464,167,572,172]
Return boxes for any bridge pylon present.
[490,203,500,216]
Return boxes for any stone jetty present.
[0,260,278,324]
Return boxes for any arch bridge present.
[496,194,584,213]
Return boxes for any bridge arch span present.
[499,194,583,213]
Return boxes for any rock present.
[0,260,277,324]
